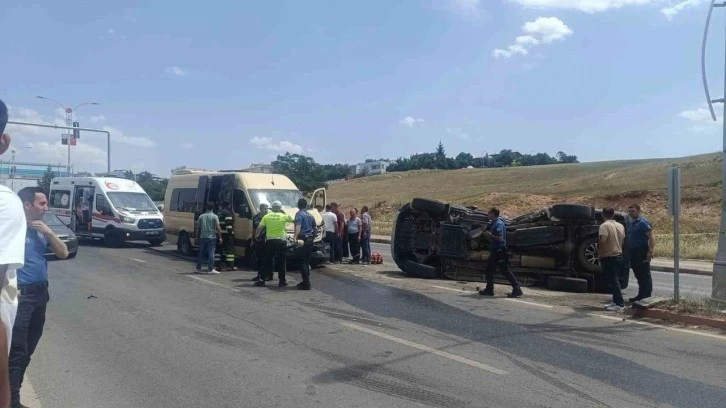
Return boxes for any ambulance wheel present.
[104,229,123,248]
[148,239,164,247]
[178,232,193,256]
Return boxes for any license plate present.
[146,231,159,236]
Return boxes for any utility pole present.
[702,1,726,302]
[36,96,99,175]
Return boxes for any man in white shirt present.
[322,204,338,262]
[1,100,27,408]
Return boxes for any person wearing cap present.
[254,201,293,287]
[251,203,269,281]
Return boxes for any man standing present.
[330,203,345,263]
[322,204,337,263]
[195,202,221,275]
[479,207,523,298]
[294,198,316,290]
[627,204,655,302]
[360,206,372,264]
[599,208,626,311]
[1,114,25,408]
[217,201,237,271]
[251,203,269,282]
[10,187,68,408]
[254,201,293,287]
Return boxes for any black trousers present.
[220,233,235,267]
[10,283,49,407]
[264,239,287,281]
[348,233,360,263]
[333,235,344,262]
[630,246,652,299]
[253,240,266,275]
[601,255,625,306]
[299,241,314,285]
[324,231,336,262]
[484,248,520,289]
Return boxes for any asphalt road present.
[370,242,714,299]
[24,242,726,408]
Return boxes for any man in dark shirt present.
[330,202,345,263]
[10,187,68,408]
[251,203,269,282]
[627,204,655,302]
[479,207,523,298]
[294,198,316,290]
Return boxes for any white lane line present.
[341,322,507,375]
[131,258,147,263]
[587,313,726,341]
[429,285,467,292]
[503,298,555,309]
[22,376,42,408]
[186,275,241,291]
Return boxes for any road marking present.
[131,258,147,263]
[341,322,507,375]
[187,275,241,291]
[429,285,467,292]
[21,376,42,408]
[503,298,555,309]
[587,313,726,341]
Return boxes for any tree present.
[455,152,474,168]
[322,163,351,181]
[136,171,155,183]
[435,141,447,169]
[37,165,55,196]
[272,153,327,193]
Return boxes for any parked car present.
[43,212,79,259]
[390,198,631,292]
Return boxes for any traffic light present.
[73,121,80,139]
[61,134,68,145]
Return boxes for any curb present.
[630,308,726,331]
[369,237,713,276]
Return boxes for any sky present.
[1,0,725,176]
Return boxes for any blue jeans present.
[360,234,371,262]
[10,283,49,407]
[196,237,217,271]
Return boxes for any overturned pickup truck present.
[390,198,631,292]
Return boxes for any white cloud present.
[249,136,303,154]
[508,0,659,13]
[493,17,572,59]
[27,141,108,168]
[180,142,194,150]
[679,106,721,122]
[446,128,469,139]
[108,28,115,35]
[87,115,106,124]
[661,0,703,20]
[102,126,156,148]
[165,66,187,77]
[399,116,424,128]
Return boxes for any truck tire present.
[410,198,448,217]
[577,236,601,273]
[402,260,441,279]
[550,204,594,221]
[178,231,193,256]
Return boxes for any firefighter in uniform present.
[217,200,237,271]
[251,203,269,282]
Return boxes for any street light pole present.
[702,1,726,302]
[36,96,99,176]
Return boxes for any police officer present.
[251,203,269,282]
[479,207,523,298]
[217,201,237,271]
[254,201,293,287]
[294,198,316,290]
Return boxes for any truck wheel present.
[550,204,594,220]
[178,232,193,256]
[402,260,441,279]
[410,198,448,217]
[577,236,601,273]
[104,229,123,248]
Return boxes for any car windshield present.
[43,212,65,226]
[248,189,302,211]
[107,192,158,212]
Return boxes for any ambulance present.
[48,177,165,247]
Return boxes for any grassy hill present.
[327,153,723,260]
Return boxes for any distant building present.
[243,163,273,174]
[349,160,391,177]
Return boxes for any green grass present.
[329,153,724,260]
[657,297,725,318]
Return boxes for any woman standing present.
[360,206,372,264]
[346,209,362,264]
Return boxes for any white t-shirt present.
[323,211,338,234]
[0,185,25,353]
